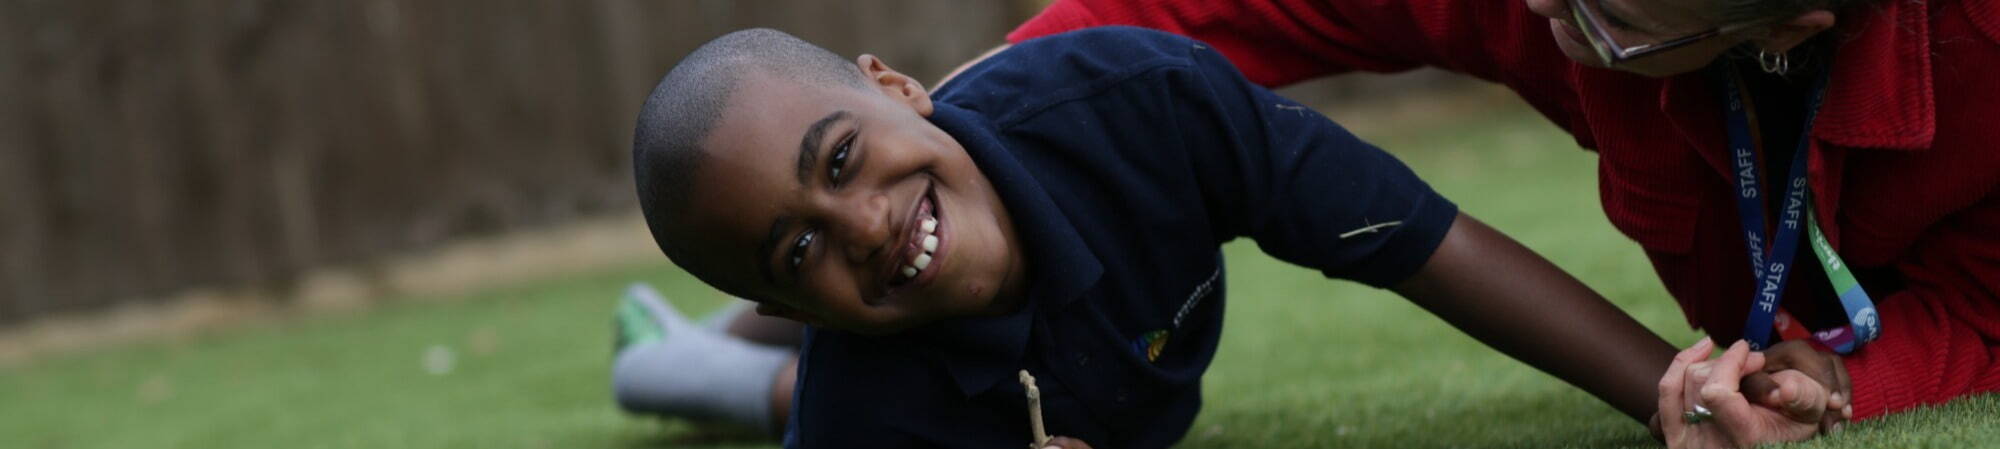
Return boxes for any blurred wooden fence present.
[0,0,1029,324]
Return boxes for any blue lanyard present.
[1720,61,1878,354]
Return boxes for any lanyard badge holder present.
[1720,61,1880,354]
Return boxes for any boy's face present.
[676,55,1027,335]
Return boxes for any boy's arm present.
[1390,212,1675,423]
[1149,31,1672,426]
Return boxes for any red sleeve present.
[1006,0,1561,88]
[1842,194,2000,419]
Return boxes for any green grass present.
[4,98,1996,448]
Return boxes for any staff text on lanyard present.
[1720,61,1879,354]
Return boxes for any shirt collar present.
[899,101,1104,397]
[1809,0,1934,150]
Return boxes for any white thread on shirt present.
[1339,220,1403,239]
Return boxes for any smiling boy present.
[627,27,1682,448]
[639,37,1030,334]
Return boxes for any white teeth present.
[900,217,939,282]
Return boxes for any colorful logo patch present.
[1131,330,1170,362]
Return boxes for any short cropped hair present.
[632,28,866,292]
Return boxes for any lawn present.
[3,92,1995,449]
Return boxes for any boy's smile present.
[674,55,1028,335]
[879,183,945,296]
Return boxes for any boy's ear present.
[1754,9,1836,54]
[755,302,822,327]
[857,54,933,117]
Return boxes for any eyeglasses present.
[1568,0,1733,66]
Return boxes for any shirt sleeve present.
[1171,41,1458,288]
[1007,0,1547,88]
[1841,193,2000,420]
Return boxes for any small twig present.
[1019,370,1050,448]
[1339,220,1402,239]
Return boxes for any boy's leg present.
[712,300,804,430]
[769,356,798,430]
[697,300,753,333]
[612,284,796,435]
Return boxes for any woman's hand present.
[1658,338,1831,449]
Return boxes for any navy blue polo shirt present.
[784,27,1457,449]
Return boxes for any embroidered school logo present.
[1132,330,1170,362]
[1171,268,1222,328]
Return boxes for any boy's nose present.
[828,193,893,264]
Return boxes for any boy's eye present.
[827,137,851,182]
[789,230,816,271]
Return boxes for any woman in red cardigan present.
[1006,0,2000,448]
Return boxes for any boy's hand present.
[1038,436,1093,449]
[1740,340,1852,431]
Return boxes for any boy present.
[621,27,1683,448]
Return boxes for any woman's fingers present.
[1698,340,1767,445]
[1698,340,1751,406]
[1658,337,1714,438]
[1684,360,1712,426]
[1681,337,1717,363]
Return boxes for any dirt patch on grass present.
[0,212,657,367]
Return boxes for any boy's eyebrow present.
[759,215,794,285]
[796,110,850,185]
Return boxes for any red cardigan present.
[1010,0,2000,421]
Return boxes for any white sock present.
[700,300,754,334]
[611,284,791,433]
